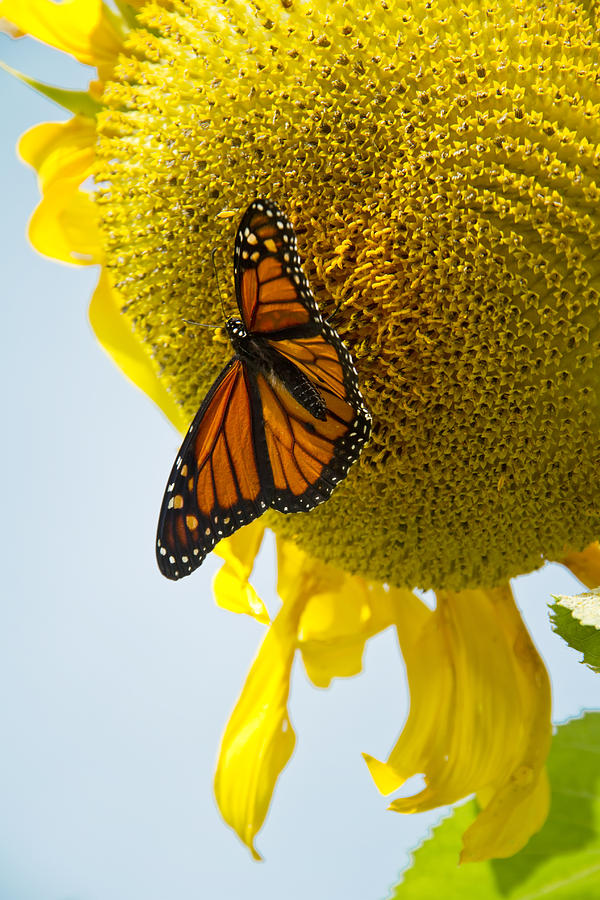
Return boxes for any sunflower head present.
[90,0,600,589]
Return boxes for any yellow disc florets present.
[96,0,600,589]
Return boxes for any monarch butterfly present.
[156,198,371,579]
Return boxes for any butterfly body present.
[156,198,371,580]
[226,316,327,421]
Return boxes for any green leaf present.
[550,590,600,674]
[389,713,600,899]
[0,62,101,117]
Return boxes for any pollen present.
[95,0,600,590]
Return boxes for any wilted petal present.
[0,0,123,77]
[214,592,303,859]
[561,541,600,588]
[89,270,189,431]
[284,542,404,687]
[19,118,96,189]
[213,524,269,623]
[462,765,550,863]
[28,182,101,264]
[364,585,551,860]
[18,117,102,265]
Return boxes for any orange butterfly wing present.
[235,202,314,334]
[156,360,270,579]
[256,322,370,512]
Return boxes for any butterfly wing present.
[257,320,371,512]
[234,198,321,334]
[234,198,371,512]
[156,358,272,579]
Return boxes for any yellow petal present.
[561,541,600,588]
[283,540,402,687]
[462,767,550,863]
[214,593,303,859]
[19,118,96,189]
[19,117,102,265]
[89,270,190,432]
[364,585,551,860]
[212,524,270,624]
[28,181,102,264]
[0,0,123,77]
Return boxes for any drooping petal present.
[19,118,96,188]
[561,541,600,588]
[0,0,123,78]
[89,270,189,432]
[213,524,269,624]
[364,585,551,861]
[28,182,101,264]
[463,764,550,863]
[282,540,406,688]
[19,117,103,265]
[214,591,303,859]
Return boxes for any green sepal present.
[112,0,141,31]
[0,62,102,117]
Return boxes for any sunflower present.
[2,0,599,864]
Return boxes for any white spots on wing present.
[247,232,258,245]
[160,547,167,556]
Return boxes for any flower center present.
[96,0,600,589]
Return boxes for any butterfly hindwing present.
[257,318,371,512]
[156,359,272,579]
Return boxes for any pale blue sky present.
[1,33,598,900]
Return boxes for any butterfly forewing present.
[234,201,318,333]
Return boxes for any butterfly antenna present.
[182,318,219,330]
[211,248,228,322]
[328,287,351,325]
